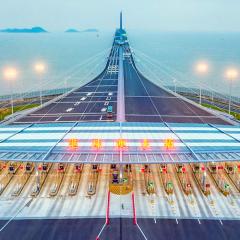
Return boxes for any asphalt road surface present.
[14,44,119,124]
[123,44,230,125]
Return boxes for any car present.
[107,105,113,118]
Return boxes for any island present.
[82,28,99,32]
[65,28,80,33]
[0,27,47,33]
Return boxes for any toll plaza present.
[0,122,240,223]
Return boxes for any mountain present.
[65,29,80,33]
[0,27,47,33]
[82,28,99,32]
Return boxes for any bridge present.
[0,14,239,165]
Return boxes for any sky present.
[0,0,240,32]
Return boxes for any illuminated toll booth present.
[25,162,32,173]
[9,163,16,174]
[58,163,65,173]
[75,164,81,172]
[42,163,48,173]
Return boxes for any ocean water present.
[0,32,113,96]
[0,31,240,98]
[129,31,240,98]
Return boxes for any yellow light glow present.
[116,139,126,149]
[164,138,175,150]
[195,62,209,75]
[34,62,46,74]
[3,67,18,80]
[92,139,102,149]
[69,138,78,149]
[225,68,238,80]
[141,139,150,150]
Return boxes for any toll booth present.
[225,163,240,192]
[58,163,65,173]
[208,163,230,196]
[9,163,17,174]
[191,163,211,196]
[109,164,132,195]
[75,164,82,172]
[25,163,33,173]
[111,164,116,170]
[159,164,173,195]
[175,164,192,195]
[42,163,48,173]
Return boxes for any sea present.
[0,30,240,98]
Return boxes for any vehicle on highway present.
[107,105,113,118]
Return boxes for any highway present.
[14,45,119,124]
[12,33,232,125]
[123,44,230,124]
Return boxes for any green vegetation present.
[0,103,39,121]
[201,103,240,121]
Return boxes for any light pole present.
[225,68,238,115]
[34,62,46,107]
[195,62,209,105]
[3,67,18,115]
[173,79,177,93]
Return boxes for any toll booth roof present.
[0,122,239,164]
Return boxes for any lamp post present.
[34,62,46,107]
[173,78,177,93]
[3,67,18,115]
[225,68,238,115]
[195,62,209,105]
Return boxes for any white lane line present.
[219,219,223,225]
[66,108,74,112]
[136,223,148,240]
[175,218,178,224]
[80,97,87,101]
[74,102,80,106]
[101,108,107,112]
[55,116,61,121]
[198,219,201,224]
[86,92,92,96]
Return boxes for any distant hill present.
[82,28,99,32]
[65,29,80,33]
[0,27,47,33]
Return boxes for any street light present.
[225,68,238,115]
[173,78,177,93]
[3,67,18,115]
[34,62,46,106]
[195,61,209,104]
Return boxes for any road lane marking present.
[66,108,74,112]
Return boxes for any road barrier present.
[106,190,110,225]
[132,192,137,225]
